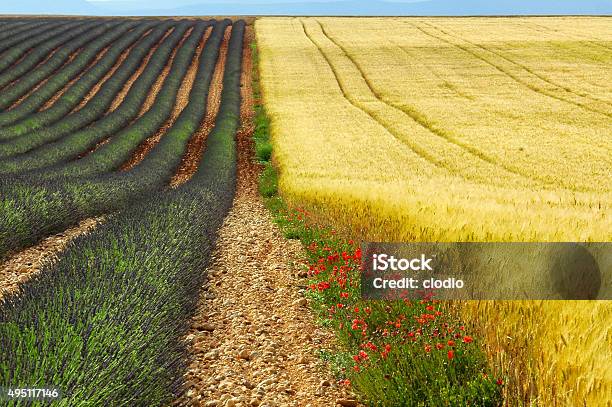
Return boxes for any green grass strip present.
[251,39,504,407]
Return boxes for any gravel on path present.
[176,26,354,407]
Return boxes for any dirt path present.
[176,27,345,407]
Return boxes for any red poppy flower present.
[447,350,455,360]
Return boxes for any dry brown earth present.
[170,27,229,187]
[119,26,209,171]
[175,27,349,407]
[0,217,101,300]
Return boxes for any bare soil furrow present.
[0,217,102,300]
[169,27,230,187]
[6,48,34,73]
[137,28,197,117]
[8,48,82,110]
[39,45,111,111]
[107,27,174,113]
[3,47,60,91]
[119,27,208,171]
[77,28,194,159]
[70,34,144,114]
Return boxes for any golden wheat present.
[256,16,612,406]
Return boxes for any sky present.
[0,0,611,16]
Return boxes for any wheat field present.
[256,17,611,405]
